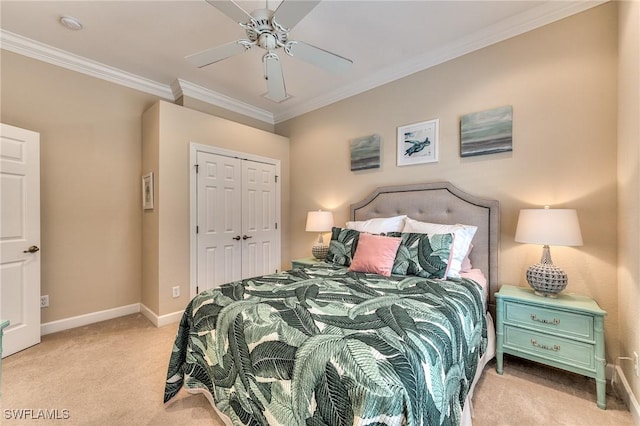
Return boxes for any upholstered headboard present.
[350,182,500,308]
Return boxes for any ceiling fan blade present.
[288,41,352,73]
[186,41,248,68]
[263,53,288,102]
[205,0,252,24]
[273,0,321,30]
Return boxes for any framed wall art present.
[397,119,439,166]
[460,105,513,157]
[350,134,381,171]
[142,172,154,210]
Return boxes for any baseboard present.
[613,365,640,425]
[140,303,184,327]
[40,303,185,336]
[40,303,141,336]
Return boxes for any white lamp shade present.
[305,210,334,232]
[515,208,583,246]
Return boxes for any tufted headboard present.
[350,182,500,309]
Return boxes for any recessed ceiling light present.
[59,15,83,31]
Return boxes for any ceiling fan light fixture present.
[59,15,83,31]
[258,33,278,50]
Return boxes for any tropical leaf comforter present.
[164,265,488,426]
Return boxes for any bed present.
[164,182,499,425]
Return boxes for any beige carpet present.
[1,313,634,425]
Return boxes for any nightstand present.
[496,285,607,409]
[291,257,325,269]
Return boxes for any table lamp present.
[305,210,334,259]
[514,206,583,297]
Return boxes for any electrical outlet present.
[634,352,639,377]
[172,286,180,298]
[40,295,49,308]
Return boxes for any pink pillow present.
[348,233,402,277]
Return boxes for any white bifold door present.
[1,123,41,357]
[196,150,279,293]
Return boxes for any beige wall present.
[617,0,640,417]
[142,101,290,316]
[277,4,620,359]
[0,50,159,323]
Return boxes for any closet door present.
[195,150,279,293]
[241,161,278,278]
[196,152,242,291]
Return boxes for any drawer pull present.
[530,314,560,325]
[531,339,560,352]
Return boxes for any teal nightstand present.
[291,257,326,269]
[496,285,607,409]
[1,319,9,396]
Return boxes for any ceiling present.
[1,0,604,124]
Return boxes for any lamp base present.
[526,245,568,297]
[311,243,329,260]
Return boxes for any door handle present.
[232,236,241,241]
[23,245,40,254]
[242,235,252,240]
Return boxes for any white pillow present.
[402,217,477,278]
[345,215,406,234]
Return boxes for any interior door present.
[242,161,277,278]
[196,151,242,292]
[1,123,41,357]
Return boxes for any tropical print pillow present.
[387,232,454,278]
[324,227,360,266]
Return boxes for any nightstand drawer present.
[504,301,594,341]
[503,325,596,371]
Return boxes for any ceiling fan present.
[186,0,353,102]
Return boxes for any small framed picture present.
[460,105,513,157]
[142,172,154,210]
[350,134,381,171]
[397,119,439,166]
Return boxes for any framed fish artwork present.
[397,119,439,166]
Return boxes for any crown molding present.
[272,0,607,123]
[171,79,275,124]
[0,29,174,100]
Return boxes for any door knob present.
[23,245,40,254]
[232,236,241,241]
[242,235,252,240]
